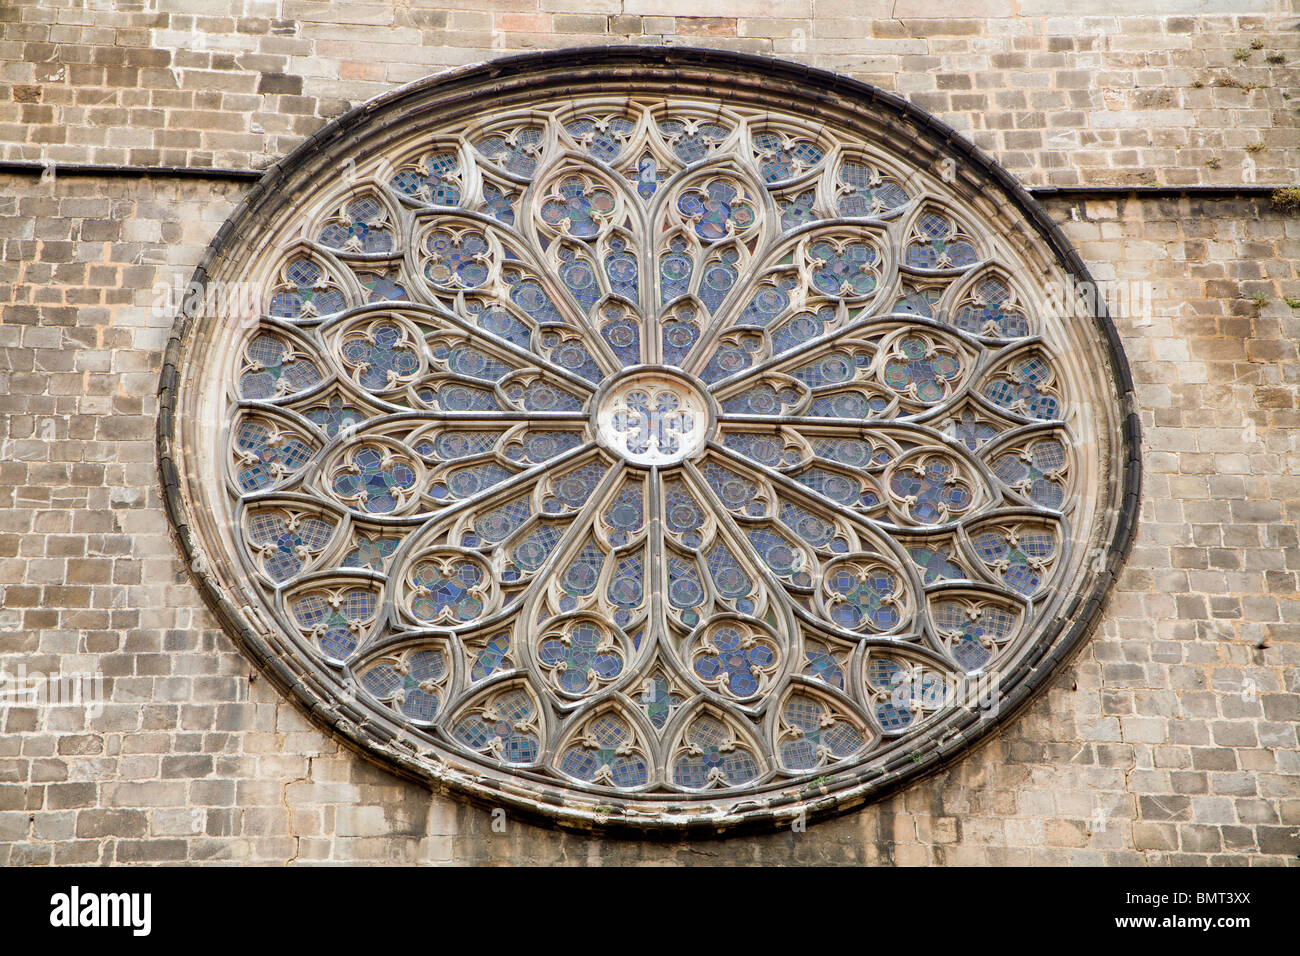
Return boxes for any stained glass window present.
[162,50,1137,832]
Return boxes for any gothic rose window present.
[160,49,1138,831]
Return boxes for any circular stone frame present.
[157,46,1141,834]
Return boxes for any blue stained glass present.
[705,544,753,601]
[247,512,334,582]
[504,428,584,464]
[560,713,647,788]
[779,695,863,769]
[361,649,446,721]
[317,196,394,254]
[640,673,684,730]
[874,698,915,731]
[779,500,844,551]
[888,458,971,523]
[659,237,693,304]
[342,535,399,571]
[559,248,601,312]
[291,587,375,661]
[882,337,962,403]
[678,181,755,241]
[540,331,602,383]
[672,716,759,789]
[438,461,513,501]
[475,126,544,178]
[607,550,644,614]
[305,396,365,438]
[424,230,489,288]
[470,304,530,349]
[698,461,761,516]
[791,351,857,388]
[837,162,909,217]
[771,305,835,355]
[735,277,794,327]
[954,275,1029,337]
[908,546,964,584]
[826,565,900,631]
[661,309,699,367]
[972,528,1055,596]
[699,247,739,314]
[700,339,756,384]
[604,237,639,303]
[359,662,402,699]
[752,131,824,183]
[240,333,321,399]
[659,119,729,163]
[629,152,661,200]
[268,259,346,319]
[539,621,622,694]
[720,383,799,416]
[389,151,460,204]
[561,539,605,597]
[808,391,886,420]
[436,344,512,381]
[549,463,609,511]
[663,480,705,546]
[355,270,408,303]
[754,131,805,178]
[330,448,417,514]
[424,383,501,412]
[503,270,564,325]
[983,353,1061,420]
[746,527,806,583]
[667,555,704,611]
[808,437,886,469]
[791,466,877,509]
[409,558,485,622]
[234,419,314,492]
[906,211,979,270]
[340,322,418,391]
[601,312,641,366]
[993,438,1067,510]
[721,432,788,468]
[480,183,517,224]
[894,285,944,318]
[510,523,565,571]
[541,177,614,238]
[808,240,877,297]
[565,115,635,162]
[428,430,498,461]
[504,379,586,412]
[803,641,844,689]
[452,689,539,763]
[933,600,1017,672]
[778,189,817,231]
[603,482,644,546]
[465,496,531,547]
[695,625,774,697]
[946,409,1000,451]
[470,634,510,681]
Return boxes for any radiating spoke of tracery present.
[202,78,1119,813]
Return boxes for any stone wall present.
[2,1,1298,186]
[1,1,1299,864]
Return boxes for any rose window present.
[160,49,1138,831]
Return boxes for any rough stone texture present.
[0,1,1297,186]
[2,2,1300,865]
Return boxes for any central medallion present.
[593,369,713,467]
